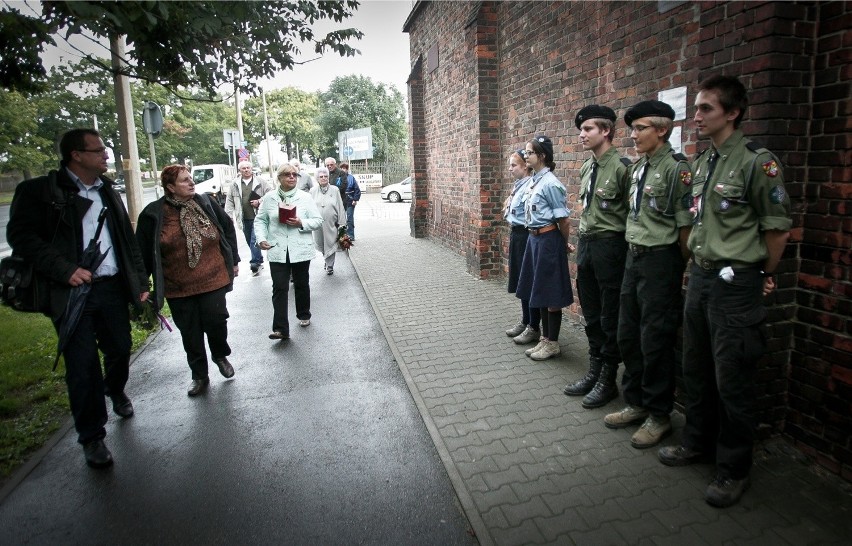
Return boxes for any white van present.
[191,164,236,205]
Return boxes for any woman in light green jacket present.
[255,163,323,340]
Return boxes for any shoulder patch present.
[762,159,779,178]
[620,157,632,167]
[679,170,692,186]
[672,152,687,161]
[769,184,786,204]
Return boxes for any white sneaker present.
[513,326,540,345]
[505,321,526,337]
[525,337,546,357]
[530,339,560,360]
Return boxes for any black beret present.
[533,135,553,161]
[575,105,617,129]
[624,100,676,127]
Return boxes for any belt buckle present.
[698,258,714,270]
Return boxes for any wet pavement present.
[1,193,850,545]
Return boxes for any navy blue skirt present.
[507,225,528,293]
[516,229,574,308]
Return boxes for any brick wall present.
[404,0,852,478]
[787,0,852,478]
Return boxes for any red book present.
[278,203,296,223]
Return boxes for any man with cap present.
[658,75,791,508]
[563,105,632,410]
[604,100,693,449]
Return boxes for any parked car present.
[113,175,126,193]
[381,176,412,203]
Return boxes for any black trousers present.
[682,264,765,480]
[54,276,131,444]
[576,235,627,363]
[168,285,231,380]
[270,258,311,334]
[617,244,684,417]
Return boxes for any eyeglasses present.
[521,150,536,158]
[325,164,335,168]
[280,173,298,178]
[79,148,107,154]
[631,125,653,133]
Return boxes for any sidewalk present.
[351,194,852,545]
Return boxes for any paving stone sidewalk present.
[351,197,852,546]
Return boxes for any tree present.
[243,87,320,162]
[316,75,407,162]
[0,90,53,178]
[1,1,363,97]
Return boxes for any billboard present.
[337,127,373,161]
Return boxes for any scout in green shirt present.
[607,100,693,451]
[688,130,792,267]
[658,75,792,510]
[565,105,632,410]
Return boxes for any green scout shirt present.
[578,147,631,235]
[625,142,693,247]
[688,130,792,264]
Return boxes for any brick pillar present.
[408,56,428,238]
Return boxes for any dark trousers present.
[168,286,231,380]
[270,258,311,334]
[682,264,765,479]
[577,235,627,363]
[617,244,684,417]
[345,205,356,239]
[54,276,132,444]
[242,219,263,266]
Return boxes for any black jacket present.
[6,168,148,321]
[135,193,240,312]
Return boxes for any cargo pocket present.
[725,305,767,362]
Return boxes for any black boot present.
[563,356,604,396]
[582,361,619,408]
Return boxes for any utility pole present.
[111,35,142,225]
[262,88,274,179]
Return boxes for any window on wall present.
[427,44,439,73]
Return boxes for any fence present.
[347,161,411,193]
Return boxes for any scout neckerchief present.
[631,160,649,220]
[583,161,598,212]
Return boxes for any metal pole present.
[148,132,160,198]
[262,88,274,179]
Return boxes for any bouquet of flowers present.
[337,225,353,250]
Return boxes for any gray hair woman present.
[309,167,346,275]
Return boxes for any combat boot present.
[581,361,619,408]
[563,356,604,396]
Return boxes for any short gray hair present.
[237,160,253,169]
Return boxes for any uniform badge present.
[762,159,779,177]
[770,184,786,204]
[649,196,657,210]
[715,184,725,193]
[644,185,652,194]
[680,171,692,185]
[600,200,610,209]
[654,173,661,179]
[719,199,730,211]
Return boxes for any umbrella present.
[54,207,111,370]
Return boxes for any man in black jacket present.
[7,128,149,469]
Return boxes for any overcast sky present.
[32,0,413,97]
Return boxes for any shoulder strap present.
[664,153,690,216]
[620,157,631,167]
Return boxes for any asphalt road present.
[0,194,477,545]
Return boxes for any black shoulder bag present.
[0,172,68,313]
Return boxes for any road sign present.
[142,102,163,137]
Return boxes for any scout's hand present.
[566,243,576,254]
[762,276,776,296]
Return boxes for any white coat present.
[254,188,322,263]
